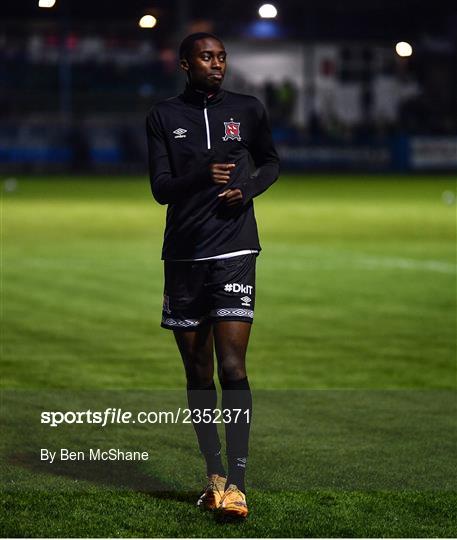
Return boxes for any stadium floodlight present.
[395,41,413,57]
[139,14,157,28]
[258,3,278,18]
[38,0,56,7]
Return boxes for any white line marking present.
[357,256,455,274]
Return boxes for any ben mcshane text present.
[41,448,149,463]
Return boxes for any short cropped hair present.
[179,32,224,61]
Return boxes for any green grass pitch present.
[1,174,456,537]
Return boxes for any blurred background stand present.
[0,0,456,174]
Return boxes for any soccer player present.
[146,33,280,518]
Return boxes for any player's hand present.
[217,188,243,207]
[210,163,235,185]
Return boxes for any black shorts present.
[161,253,257,330]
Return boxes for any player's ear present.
[180,58,189,73]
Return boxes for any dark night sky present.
[1,0,456,41]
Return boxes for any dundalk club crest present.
[222,118,241,141]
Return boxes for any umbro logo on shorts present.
[241,296,251,306]
[224,283,253,294]
[173,128,187,138]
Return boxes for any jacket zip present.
[203,96,211,150]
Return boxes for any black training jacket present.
[146,84,280,260]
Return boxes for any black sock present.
[203,449,225,478]
[187,380,226,477]
[227,454,247,493]
[221,376,252,493]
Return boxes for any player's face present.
[182,38,227,92]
